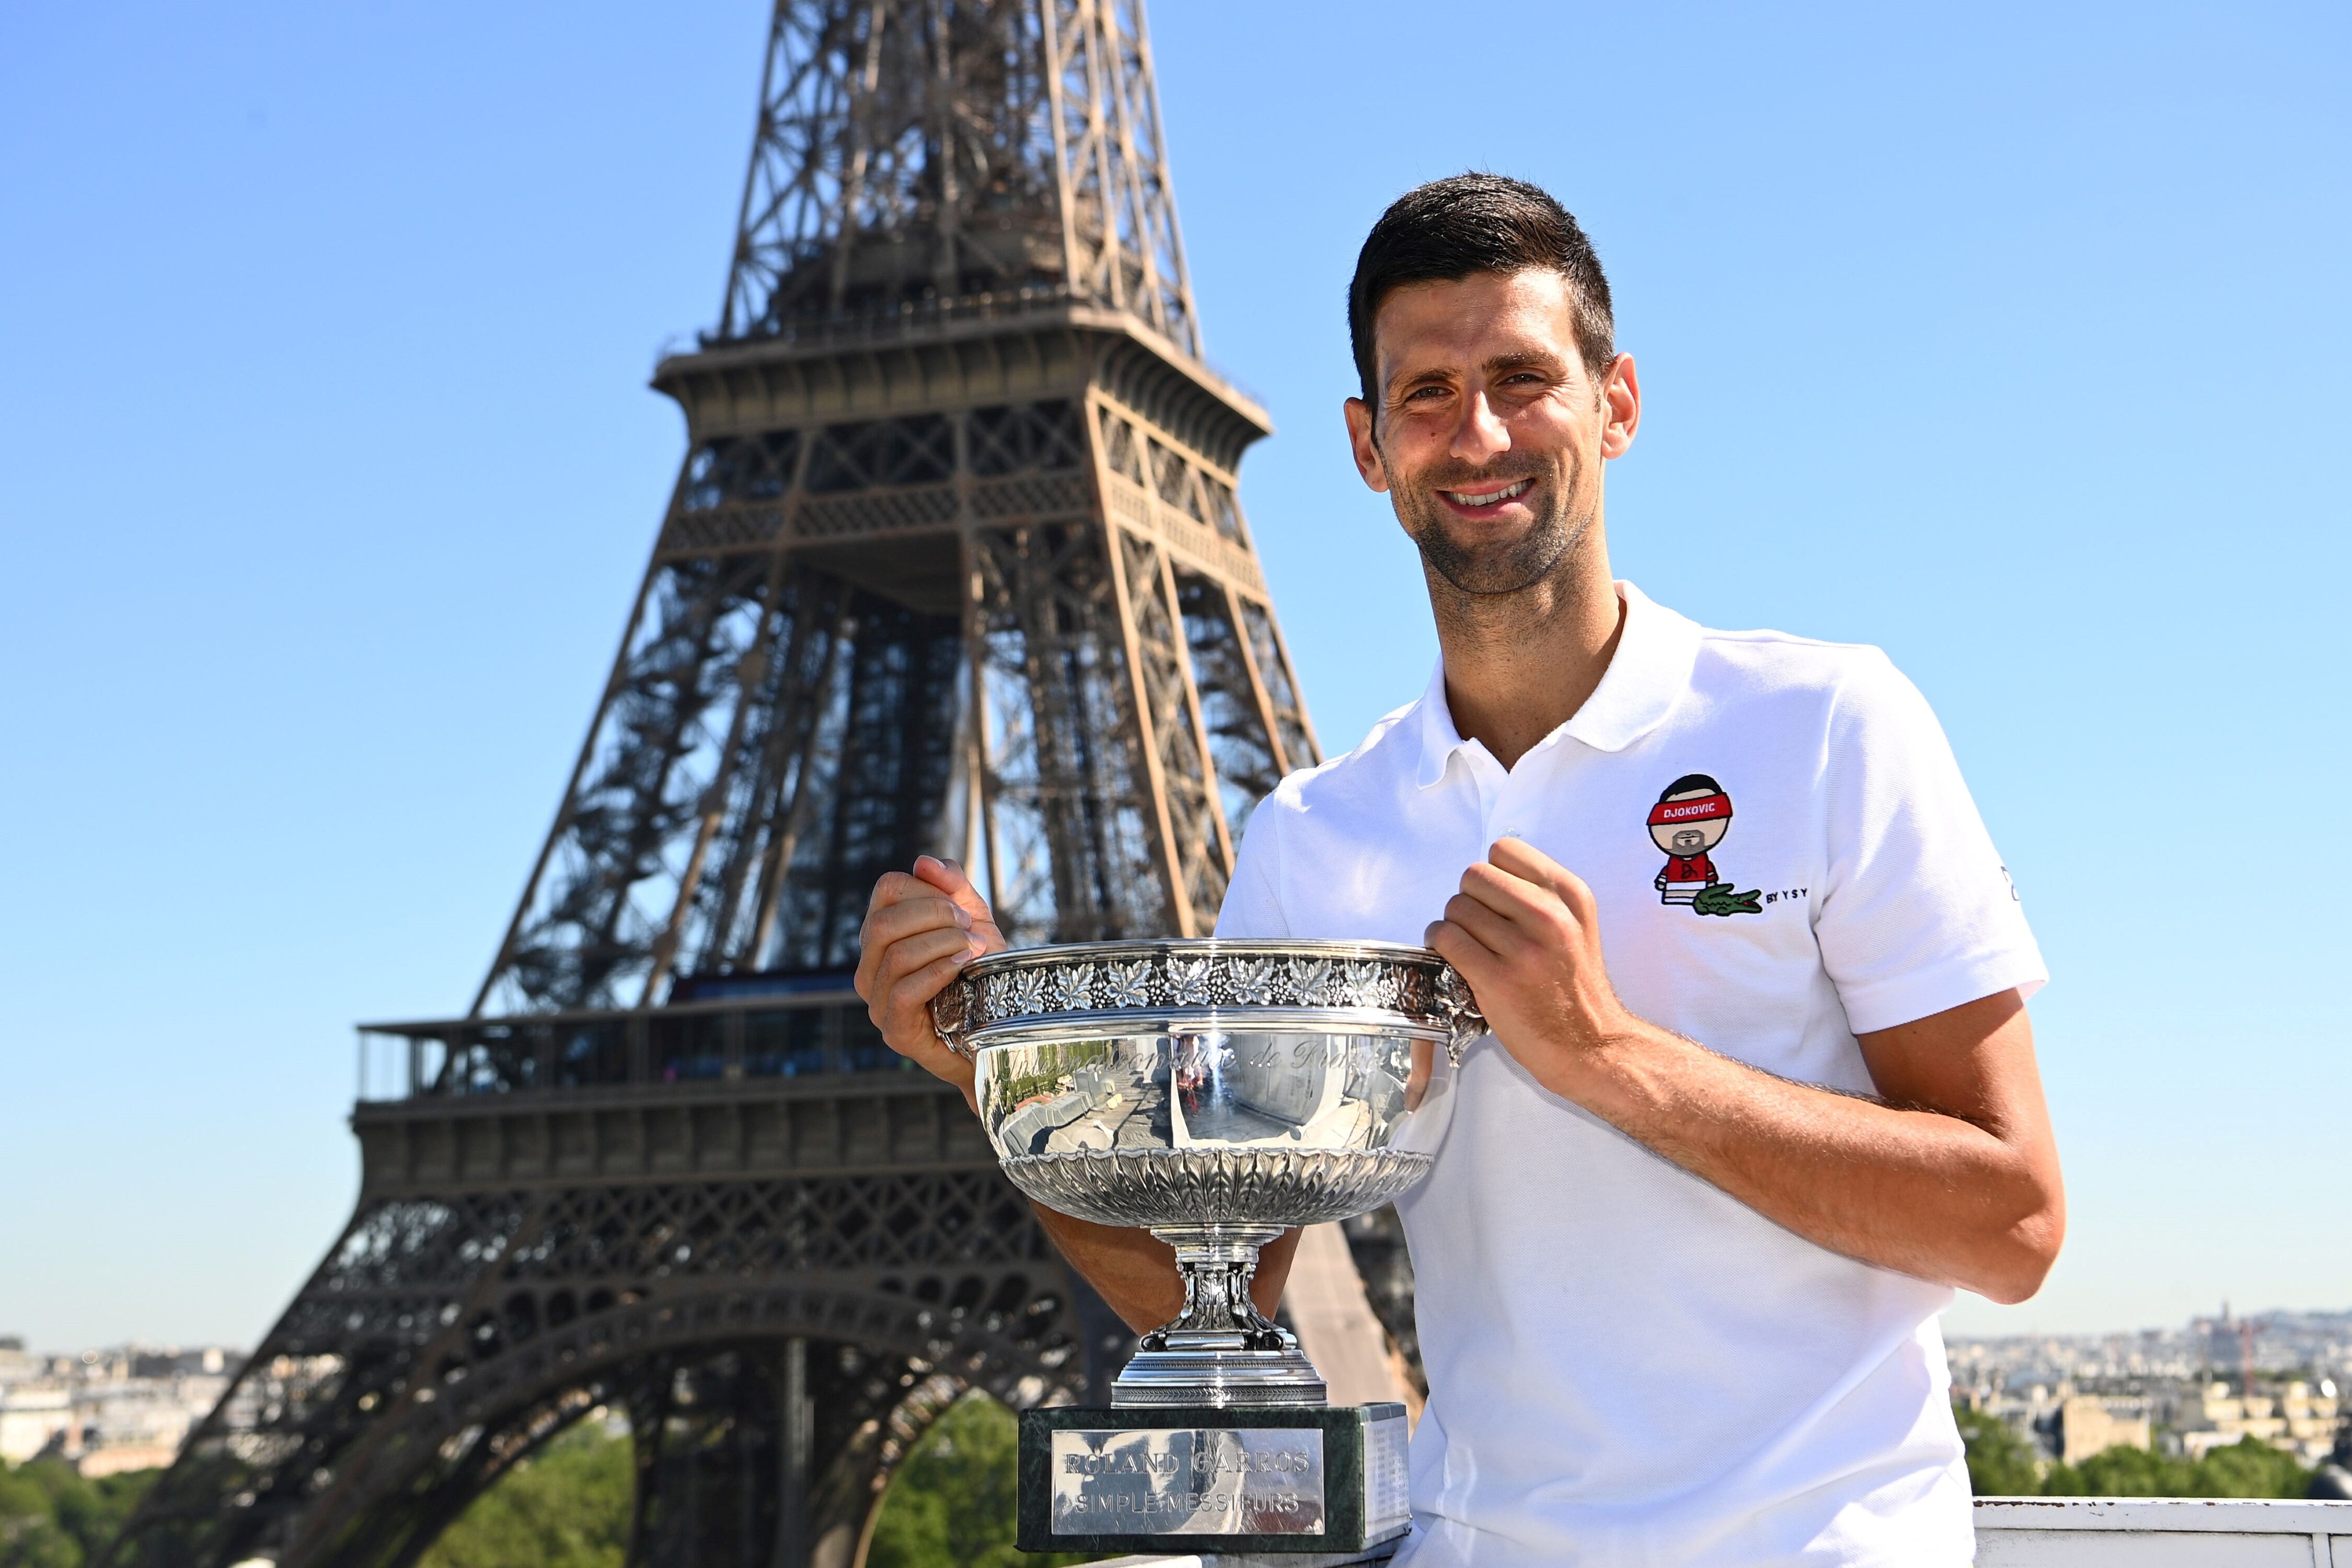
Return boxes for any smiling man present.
[858,173,2064,1566]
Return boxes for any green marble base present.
[1017,1403,1410,1556]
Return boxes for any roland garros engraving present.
[1048,1427,1329,1537]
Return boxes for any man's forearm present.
[1569,1023,2059,1302]
[1030,1206,1302,1335]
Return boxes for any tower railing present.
[354,983,918,1103]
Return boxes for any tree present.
[2186,1436,2312,1498]
[2046,1443,2189,1496]
[0,1458,156,1568]
[1954,1406,2042,1496]
[0,1519,80,1568]
[866,1393,1096,1568]
[416,1422,632,1568]
[2044,1436,2311,1499]
[1955,1404,2315,1502]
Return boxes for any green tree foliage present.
[1954,1406,2043,1496]
[2190,1437,2317,1498]
[2042,1436,2313,1499]
[2039,1442,2180,1497]
[866,1393,1096,1568]
[415,1421,633,1568]
[1957,1406,2314,1500]
[0,1459,156,1568]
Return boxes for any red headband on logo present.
[1648,793,1732,827]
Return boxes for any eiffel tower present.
[99,4,1374,1567]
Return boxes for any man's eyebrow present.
[1382,364,1455,397]
[1482,350,1562,373]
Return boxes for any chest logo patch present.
[1648,774,1762,916]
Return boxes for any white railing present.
[1099,1498,2352,1566]
[1975,1497,2352,1565]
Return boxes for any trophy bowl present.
[931,938,1482,1409]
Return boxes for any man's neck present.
[1429,536,1624,771]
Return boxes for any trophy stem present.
[1110,1223,1328,1409]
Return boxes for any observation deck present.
[350,976,988,1198]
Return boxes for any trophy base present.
[1112,1329,1329,1408]
[1018,1402,1411,1555]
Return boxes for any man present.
[857,174,2063,1566]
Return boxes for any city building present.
[2059,1395,2152,1465]
[1948,1308,2351,1470]
[0,1340,241,1474]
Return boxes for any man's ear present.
[1599,353,1641,459]
[1343,397,1391,493]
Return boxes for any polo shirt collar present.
[1411,581,1702,789]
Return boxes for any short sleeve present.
[1814,650,2046,1035]
[1215,802,1292,938]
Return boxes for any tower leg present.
[775,1338,811,1568]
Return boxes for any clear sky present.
[1,1,2344,1353]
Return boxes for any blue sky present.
[1,1,2344,1351]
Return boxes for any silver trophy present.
[930,938,1482,1553]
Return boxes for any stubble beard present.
[1394,442,1594,600]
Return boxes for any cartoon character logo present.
[1648,774,1761,916]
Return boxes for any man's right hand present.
[856,855,1299,1335]
[855,855,1007,1102]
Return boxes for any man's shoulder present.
[1671,615,1959,789]
[1255,698,1426,823]
[1683,619,1913,717]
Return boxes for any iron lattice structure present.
[101,3,1366,1566]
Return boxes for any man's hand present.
[1424,838,2063,1303]
[854,858,1304,1331]
[1423,837,1633,1100]
[855,856,1006,1103]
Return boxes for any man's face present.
[1344,268,1637,596]
[1649,817,1729,856]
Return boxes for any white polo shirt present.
[1216,581,2045,1567]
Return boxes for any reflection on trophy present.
[930,938,1483,1556]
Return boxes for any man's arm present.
[1427,839,2065,1304]
[855,856,1299,1332]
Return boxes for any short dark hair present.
[1347,174,1616,409]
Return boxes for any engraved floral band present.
[928,939,1488,1063]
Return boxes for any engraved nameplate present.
[1048,1426,1327,1537]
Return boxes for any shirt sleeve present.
[1814,649,2046,1036]
[1214,802,1292,938]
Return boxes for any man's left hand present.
[1423,840,2063,1304]
[1424,837,1636,1099]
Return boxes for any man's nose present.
[1448,389,1511,463]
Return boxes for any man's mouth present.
[1437,477,1534,514]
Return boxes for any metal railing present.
[1092,1500,2352,1567]
[692,283,1080,356]
[353,983,921,1103]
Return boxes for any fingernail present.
[951,905,973,929]
[967,936,987,959]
